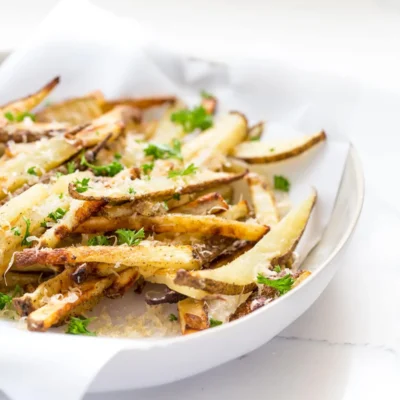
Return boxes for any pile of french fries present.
[0,77,326,335]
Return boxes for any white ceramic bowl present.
[87,145,364,393]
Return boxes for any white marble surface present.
[1,1,400,399]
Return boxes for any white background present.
[1,1,400,400]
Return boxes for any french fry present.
[105,267,140,299]
[232,130,326,163]
[27,275,114,332]
[246,173,279,226]
[36,91,105,124]
[103,95,176,112]
[69,169,246,203]
[13,242,199,272]
[76,213,268,241]
[182,112,247,162]
[0,122,69,143]
[218,200,250,220]
[178,298,209,335]
[173,191,317,295]
[0,77,60,115]
[0,272,42,292]
[171,192,228,215]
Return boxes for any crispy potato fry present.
[247,121,265,141]
[218,200,250,220]
[246,173,279,226]
[13,268,74,316]
[27,275,114,332]
[232,130,326,163]
[0,122,69,143]
[0,77,60,115]
[182,112,247,162]
[36,91,105,124]
[105,267,140,298]
[178,298,209,334]
[171,192,228,215]
[0,272,42,292]
[173,191,316,295]
[13,242,199,272]
[151,100,186,143]
[77,213,268,241]
[103,95,176,112]
[69,169,245,203]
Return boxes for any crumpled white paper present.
[0,1,349,399]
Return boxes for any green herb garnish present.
[4,112,14,122]
[200,90,214,99]
[171,106,213,133]
[47,208,67,223]
[273,265,282,273]
[21,217,32,247]
[143,139,182,161]
[256,273,294,295]
[128,187,135,194]
[250,137,260,141]
[172,193,181,201]
[209,318,223,328]
[66,317,96,336]
[74,177,91,193]
[114,152,122,160]
[169,313,178,322]
[67,161,76,174]
[116,228,145,246]
[80,154,123,177]
[142,162,154,175]
[88,235,111,246]
[11,227,21,236]
[274,175,290,192]
[0,292,12,310]
[27,166,38,176]
[3,111,36,122]
[168,163,198,179]
[270,148,275,152]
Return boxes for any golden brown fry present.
[218,200,250,220]
[0,122,69,143]
[68,169,246,203]
[105,268,140,299]
[0,272,42,292]
[178,298,209,335]
[232,130,326,163]
[13,243,199,271]
[36,91,105,124]
[27,276,114,332]
[0,77,60,115]
[171,192,228,215]
[76,213,268,241]
[103,95,176,112]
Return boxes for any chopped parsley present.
[88,235,111,246]
[74,177,91,193]
[209,318,223,328]
[162,201,169,210]
[114,152,122,160]
[116,228,145,246]
[142,162,154,175]
[171,106,213,133]
[169,313,178,322]
[3,112,14,122]
[48,208,67,223]
[143,139,182,161]
[172,193,181,201]
[270,148,275,152]
[27,166,38,176]
[168,163,198,179]
[80,154,123,177]
[55,172,63,178]
[128,187,135,194]
[11,227,21,236]
[273,265,282,273]
[274,175,290,192]
[256,273,294,295]
[250,137,260,141]
[3,111,36,122]
[0,292,12,310]
[66,317,96,336]
[201,90,214,99]
[67,161,76,174]
[58,193,64,199]
[21,217,32,247]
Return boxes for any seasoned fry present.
[218,200,250,220]
[0,122,69,143]
[247,173,279,226]
[178,298,209,334]
[13,242,199,271]
[232,130,326,163]
[103,95,176,111]
[105,267,140,298]
[68,169,246,203]
[173,191,316,295]
[170,193,228,215]
[76,213,268,241]
[0,272,42,292]
[36,91,105,124]
[0,77,60,115]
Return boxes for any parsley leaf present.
[66,316,96,336]
[209,318,223,328]
[16,111,36,122]
[116,228,145,246]
[270,148,275,152]
[169,313,178,322]
[274,175,290,192]
[168,163,198,179]
[0,292,12,310]
[11,227,21,236]
[144,139,182,161]
[250,137,260,141]
[128,187,135,194]
[88,235,111,246]
[67,161,76,174]
[256,273,294,295]
[4,112,14,122]
[21,217,32,247]
[273,265,282,273]
[80,154,123,177]
[142,162,154,175]
[171,106,213,133]
[200,90,214,99]
[114,152,122,160]
[172,193,181,201]
[47,208,67,223]
[27,166,38,176]
[74,177,91,193]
